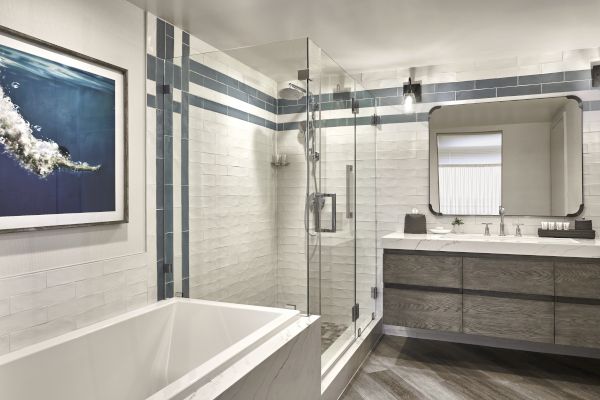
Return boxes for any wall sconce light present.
[592,62,600,88]
[402,77,421,112]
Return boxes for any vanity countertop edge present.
[382,232,600,258]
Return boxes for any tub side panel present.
[188,316,321,400]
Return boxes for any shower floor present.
[321,322,348,353]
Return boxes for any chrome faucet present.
[499,206,506,236]
[514,223,523,237]
[482,222,492,236]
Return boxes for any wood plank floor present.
[340,335,600,400]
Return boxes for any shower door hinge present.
[371,113,381,126]
[297,69,310,81]
[162,263,173,274]
[351,303,360,322]
[371,286,378,299]
[351,98,359,114]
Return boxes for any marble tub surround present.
[190,315,321,400]
[382,232,600,258]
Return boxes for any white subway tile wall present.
[188,110,278,305]
[148,17,281,305]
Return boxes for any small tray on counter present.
[538,228,596,239]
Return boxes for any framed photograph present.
[0,26,127,232]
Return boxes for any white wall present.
[0,0,151,354]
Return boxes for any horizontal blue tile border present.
[148,52,598,130]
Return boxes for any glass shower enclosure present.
[159,38,377,369]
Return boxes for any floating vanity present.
[382,233,600,351]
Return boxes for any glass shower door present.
[309,43,358,366]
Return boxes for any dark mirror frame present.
[427,96,584,218]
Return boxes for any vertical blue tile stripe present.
[181,32,190,298]
[155,18,176,300]
[155,18,165,300]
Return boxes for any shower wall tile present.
[0,253,149,352]
[497,84,542,97]
[146,16,279,306]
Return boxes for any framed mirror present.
[429,96,583,217]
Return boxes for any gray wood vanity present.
[382,233,600,350]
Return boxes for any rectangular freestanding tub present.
[0,298,302,400]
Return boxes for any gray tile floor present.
[341,335,600,399]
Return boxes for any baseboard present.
[384,324,600,359]
[321,318,383,400]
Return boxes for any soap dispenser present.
[404,208,426,234]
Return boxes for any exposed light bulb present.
[403,92,416,112]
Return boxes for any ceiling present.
[128,0,600,74]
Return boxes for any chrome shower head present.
[278,82,307,101]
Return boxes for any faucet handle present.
[482,222,492,236]
[514,223,523,237]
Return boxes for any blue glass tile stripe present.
[151,63,597,133]
[150,48,594,118]
[155,18,173,300]
[188,59,277,105]
[186,94,276,128]
[179,31,190,296]
[274,69,594,115]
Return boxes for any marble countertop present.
[381,232,600,258]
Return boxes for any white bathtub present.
[0,298,300,400]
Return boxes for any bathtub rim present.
[0,299,299,380]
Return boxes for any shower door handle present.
[316,193,337,233]
[346,165,353,218]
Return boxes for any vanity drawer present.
[383,253,461,288]
[555,261,600,300]
[383,288,462,332]
[463,257,554,295]
[555,303,600,349]
[463,295,554,343]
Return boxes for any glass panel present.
[191,40,307,308]
[161,37,378,372]
[162,39,309,308]
[354,84,378,338]
[311,42,357,367]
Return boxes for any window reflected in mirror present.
[437,133,502,215]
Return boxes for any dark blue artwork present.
[0,44,116,217]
